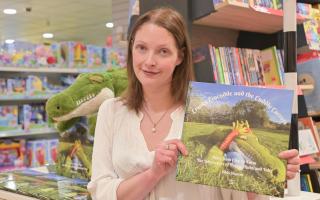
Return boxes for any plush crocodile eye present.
[89,74,104,83]
[56,105,60,110]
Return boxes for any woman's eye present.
[135,45,146,52]
[159,49,169,56]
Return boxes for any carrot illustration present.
[219,130,239,151]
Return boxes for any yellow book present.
[306,174,314,192]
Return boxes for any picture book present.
[297,57,320,116]
[176,82,294,197]
[298,129,319,156]
[56,117,93,180]
[260,46,282,86]
[0,168,90,200]
[298,117,320,155]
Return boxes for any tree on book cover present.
[176,82,293,197]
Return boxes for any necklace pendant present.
[152,127,156,133]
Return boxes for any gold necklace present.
[143,105,170,133]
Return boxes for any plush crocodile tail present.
[235,136,286,182]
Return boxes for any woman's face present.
[132,23,182,90]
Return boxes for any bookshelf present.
[193,1,308,34]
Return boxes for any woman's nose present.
[144,52,156,66]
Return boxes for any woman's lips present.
[142,70,159,76]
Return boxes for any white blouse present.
[87,98,269,200]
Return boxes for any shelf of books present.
[193,0,309,34]
[297,31,320,193]
[297,13,320,53]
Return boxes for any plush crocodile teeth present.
[53,87,115,121]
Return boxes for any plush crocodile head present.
[46,69,128,132]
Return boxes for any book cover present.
[297,57,320,116]
[176,82,293,197]
[298,129,319,156]
[56,117,93,180]
[298,117,320,155]
[192,45,216,83]
[260,46,282,86]
[0,168,90,200]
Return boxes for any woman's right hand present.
[149,139,188,180]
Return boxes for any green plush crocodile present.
[46,68,128,134]
[45,68,128,179]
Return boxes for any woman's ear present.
[176,47,185,66]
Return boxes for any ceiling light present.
[5,39,15,44]
[3,9,17,15]
[42,33,54,39]
[105,22,114,28]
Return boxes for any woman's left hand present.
[278,149,300,180]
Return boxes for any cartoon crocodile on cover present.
[45,69,128,179]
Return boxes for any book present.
[56,117,93,180]
[0,168,90,200]
[298,117,320,155]
[298,129,319,156]
[192,45,216,83]
[260,46,282,86]
[176,81,294,197]
[297,56,320,116]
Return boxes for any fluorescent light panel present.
[3,9,17,15]
[5,39,15,44]
[42,33,54,39]
[105,22,114,28]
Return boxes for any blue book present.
[297,58,320,116]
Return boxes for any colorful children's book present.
[176,82,294,197]
[297,57,320,116]
[0,168,90,200]
[260,46,282,86]
[298,129,319,156]
[298,117,320,155]
[56,117,93,180]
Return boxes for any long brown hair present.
[121,7,193,113]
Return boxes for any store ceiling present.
[0,0,113,45]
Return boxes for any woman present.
[87,7,299,200]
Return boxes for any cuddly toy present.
[45,68,128,179]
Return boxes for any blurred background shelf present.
[0,127,58,139]
[0,66,107,74]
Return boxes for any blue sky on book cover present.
[189,82,292,124]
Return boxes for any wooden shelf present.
[0,66,107,74]
[309,161,320,170]
[0,128,58,139]
[299,84,314,91]
[194,2,308,34]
